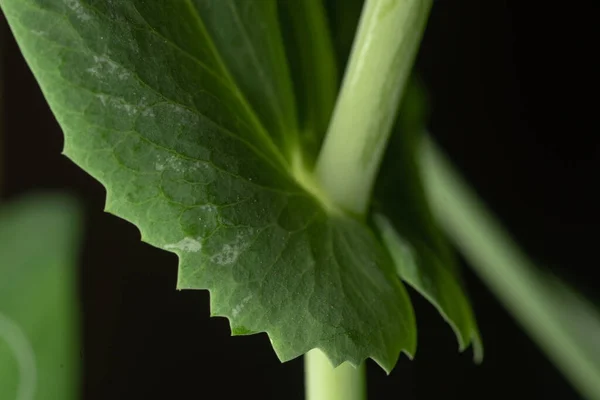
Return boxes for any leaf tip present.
[471,331,484,364]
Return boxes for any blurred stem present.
[315,0,432,216]
[421,136,600,400]
[0,25,4,197]
[305,349,366,400]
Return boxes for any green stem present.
[305,349,366,400]
[305,1,432,399]
[315,0,432,215]
[420,136,600,400]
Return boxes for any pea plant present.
[1,1,599,399]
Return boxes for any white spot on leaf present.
[97,94,108,106]
[65,0,91,21]
[94,94,143,117]
[164,237,202,253]
[87,55,131,81]
[165,155,184,172]
[154,154,209,175]
[232,295,253,318]
[142,108,155,117]
[211,243,240,265]
[211,231,253,265]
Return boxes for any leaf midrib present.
[183,0,290,170]
[225,0,293,136]
[64,0,333,215]
[44,0,292,176]
[15,0,293,191]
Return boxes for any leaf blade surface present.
[0,0,416,371]
[374,80,482,360]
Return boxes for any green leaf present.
[0,0,416,371]
[374,79,483,360]
[279,0,338,164]
[421,137,600,399]
[0,194,81,400]
[191,0,299,158]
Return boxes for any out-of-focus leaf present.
[421,137,600,400]
[374,80,482,360]
[0,194,81,400]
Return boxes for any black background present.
[1,1,598,399]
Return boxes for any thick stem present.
[315,0,433,215]
[305,1,432,399]
[305,349,366,400]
